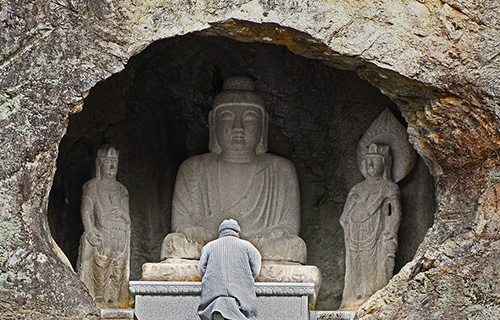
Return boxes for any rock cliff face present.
[1,0,500,318]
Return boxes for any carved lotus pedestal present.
[134,259,322,319]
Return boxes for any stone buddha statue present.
[161,76,306,264]
[77,145,130,309]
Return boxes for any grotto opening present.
[47,33,435,310]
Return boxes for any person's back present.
[198,219,261,320]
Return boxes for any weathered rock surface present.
[1,0,499,318]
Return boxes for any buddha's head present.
[95,145,119,180]
[365,143,392,181]
[209,77,269,155]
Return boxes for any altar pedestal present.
[100,308,134,319]
[142,259,322,307]
[130,281,315,320]
[310,311,356,320]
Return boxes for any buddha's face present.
[215,105,263,152]
[100,157,118,179]
[365,155,384,178]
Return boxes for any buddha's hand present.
[252,228,289,239]
[86,229,102,246]
[182,227,213,243]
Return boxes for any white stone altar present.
[130,281,316,320]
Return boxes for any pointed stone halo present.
[357,108,417,183]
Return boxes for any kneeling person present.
[198,219,262,320]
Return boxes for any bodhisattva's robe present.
[340,179,401,310]
[77,179,130,308]
[164,152,305,263]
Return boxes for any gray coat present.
[198,230,262,320]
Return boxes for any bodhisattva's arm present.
[81,184,100,246]
[340,186,360,237]
[383,184,402,277]
[120,187,130,225]
[384,185,402,244]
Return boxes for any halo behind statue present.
[357,109,416,183]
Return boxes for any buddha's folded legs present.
[250,235,307,264]
[161,232,306,264]
[161,233,206,260]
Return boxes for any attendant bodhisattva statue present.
[340,143,401,310]
[340,109,416,310]
[77,146,130,308]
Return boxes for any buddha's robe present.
[162,152,306,263]
[340,179,401,310]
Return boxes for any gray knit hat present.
[218,219,241,233]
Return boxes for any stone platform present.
[310,311,356,320]
[142,259,322,306]
[101,308,134,319]
[130,281,316,320]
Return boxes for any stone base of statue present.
[310,311,356,320]
[142,259,322,307]
[100,308,134,319]
[130,281,316,320]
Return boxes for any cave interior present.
[47,33,436,309]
